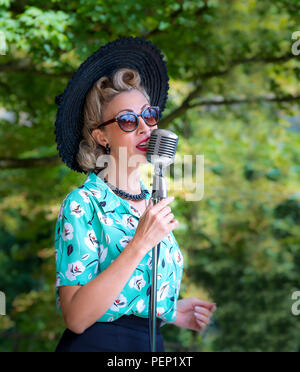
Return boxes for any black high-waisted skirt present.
[55,315,164,352]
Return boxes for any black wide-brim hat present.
[54,36,170,174]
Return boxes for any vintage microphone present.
[146,128,179,352]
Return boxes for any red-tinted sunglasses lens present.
[118,114,137,132]
[117,107,159,132]
[143,107,159,125]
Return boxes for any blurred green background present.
[1,0,300,352]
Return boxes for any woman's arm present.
[59,237,148,335]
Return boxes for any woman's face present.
[93,89,158,165]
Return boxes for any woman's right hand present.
[133,196,178,255]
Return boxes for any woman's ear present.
[92,128,107,148]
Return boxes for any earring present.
[105,144,111,155]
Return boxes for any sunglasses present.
[96,106,160,132]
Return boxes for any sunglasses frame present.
[96,106,160,132]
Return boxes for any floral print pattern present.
[65,261,85,281]
[54,171,184,323]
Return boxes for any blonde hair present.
[77,68,151,174]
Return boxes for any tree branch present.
[197,52,295,81]
[159,52,297,128]
[0,80,11,93]
[1,93,298,170]
[0,156,61,170]
[1,48,295,83]
[160,83,203,127]
[1,48,299,169]
[279,0,300,13]
[0,59,73,78]
[189,94,300,108]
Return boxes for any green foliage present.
[1,0,300,352]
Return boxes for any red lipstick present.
[136,136,150,152]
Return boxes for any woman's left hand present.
[172,297,217,332]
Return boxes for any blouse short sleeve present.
[54,191,102,310]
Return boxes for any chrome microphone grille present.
[146,129,178,164]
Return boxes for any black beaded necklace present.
[103,177,149,201]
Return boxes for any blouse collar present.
[85,171,151,217]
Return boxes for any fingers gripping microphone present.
[146,129,178,352]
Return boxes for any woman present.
[54,37,216,352]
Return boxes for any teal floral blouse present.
[54,171,184,323]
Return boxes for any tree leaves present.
[1,0,300,352]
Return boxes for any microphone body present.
[146,129,178,352]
